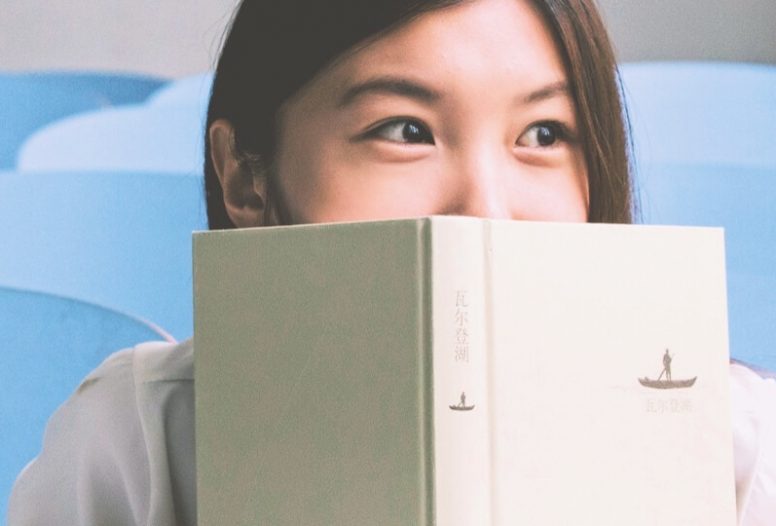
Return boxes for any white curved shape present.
[17,103,206,173]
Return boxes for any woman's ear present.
[209,119,277,227]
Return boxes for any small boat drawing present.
[639,349,697,390]
[638,377,697,389]
[449,391,475,411]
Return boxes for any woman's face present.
[223,0,589,225]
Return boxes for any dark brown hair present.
[204,0,632,229]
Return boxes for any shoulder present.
[9,339,195,526]
[729,362,776,525]
[131,337,194,383]
[730,361,776,427]
[78,337,193,386]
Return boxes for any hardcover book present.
[194,217,736,525]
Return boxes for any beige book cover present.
[194,217,736,526]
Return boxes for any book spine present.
[430,218,492,524]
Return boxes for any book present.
[194,217,736,525]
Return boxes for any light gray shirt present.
[8,340,776,525]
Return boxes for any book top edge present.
[193,216,724,238]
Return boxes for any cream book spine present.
[194,217,736,526]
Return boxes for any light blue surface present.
[0,286,170,524]
[146,72,213,108]
[16,73,212,174]
[0,171,208,340]
[620,62,776,169]
[0,72,165,170]
[636,162,776,371]
[16,104,206,173]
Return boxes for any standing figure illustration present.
[661,349,673,381]
[638,348,696,389]
[449,391,474,411]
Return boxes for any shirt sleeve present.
[731,363,776,526]
[8,349,150,526]
[8,340,195,526]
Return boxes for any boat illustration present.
[449,391,475,411]
[638,349,697,389]
[638,377,696,389]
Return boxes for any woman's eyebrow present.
[520,81,570,105]
[337,76,441,107]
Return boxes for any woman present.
[9,0,774,524]
[204,0,630,229]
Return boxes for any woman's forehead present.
[326,0,567,97]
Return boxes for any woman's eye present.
[517,122,565,148]
[368,119,435,145]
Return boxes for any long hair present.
[204,0,632,229]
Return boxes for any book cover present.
[194,217,736,525]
